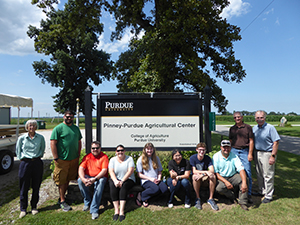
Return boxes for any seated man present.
[77,141,109,220]
[190,142,219,211]
[213,140,248,210]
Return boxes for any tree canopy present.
[108,0,246,113]
[32,0,246,113]
[28,0,112,113]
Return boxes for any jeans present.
[77,176,107,214]
[141,180,168,202]
[231,147,252,196]
[167,177,191,204]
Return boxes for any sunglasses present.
[117,149,125,152]
[66,116,74,119]
[92,147,100,150]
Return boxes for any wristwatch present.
[271,154,276,158]
[95,177,99,181]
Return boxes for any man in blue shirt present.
[253,110,280,203]
[213,140,248,210]
[190,142,218,211]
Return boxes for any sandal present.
[143,201,149,207]
[136,192,142,206]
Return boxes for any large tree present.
[33,0,246,113]
[108,0,246,113]
[28,0,112,113]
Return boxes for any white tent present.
[0,94,33,136]
[0,94,33,108]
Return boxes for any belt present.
[233,147,248,150]
[21,157,41,161]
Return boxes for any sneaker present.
[184,204,191,209]
[168,203,174,208]
[92,212,99,220]
[207,199,219,211]
[262,198,272,204]
[60,201,72,212]
[19,211,26,218]
[32,209,39,215]
[82,205,89,211]
[239,203,249,211]
[194,198,202,210]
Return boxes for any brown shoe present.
[239,203,249,211]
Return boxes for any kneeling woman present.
[167,149,192,208]
[136,142,168,207]
[108,145,135,222]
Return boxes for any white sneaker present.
[32,209,39,215]
[168,203,173,208]
[19,211,26,218]
[185,204,191,209]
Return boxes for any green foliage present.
[28,0,112,114]
[109,0,246,113]
[216,115,300,123]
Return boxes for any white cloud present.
[275,18,280,26]
[264,8,274,15]
[0,0,46,56]
[221,0,250,19]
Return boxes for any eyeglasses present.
[256,117,265,119]
[92,147,100,150]
[233,116,241,119]
[117,149,124,152]
[66,116,74,119]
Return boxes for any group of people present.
[15,109,280,221]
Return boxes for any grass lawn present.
[1,133,300,224]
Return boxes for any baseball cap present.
[221,140,231,147]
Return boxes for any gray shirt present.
[136,156,163,185]
[109,155,136,182]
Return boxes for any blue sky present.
[0,0,299,118]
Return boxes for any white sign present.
[101,116,199,148]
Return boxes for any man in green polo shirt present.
[51,110,82,212]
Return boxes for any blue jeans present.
[141,180,168,202]
[231,147,252,195]
[167,177,191,204]
[77,176,107,214]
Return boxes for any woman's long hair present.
[141,142,158,171]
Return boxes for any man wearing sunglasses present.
[51,110,82,212]
[77,141,108,220]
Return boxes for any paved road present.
[213,125,300,155]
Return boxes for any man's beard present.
[64,119,73,125]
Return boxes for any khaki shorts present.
[53,157,79,186]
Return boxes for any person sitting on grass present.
[190,142,219,211]
[167,149,192,208]
[136,142,168,207]
[108,144,136,222]
[77,141,108,220]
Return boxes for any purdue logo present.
[105,101,134,111]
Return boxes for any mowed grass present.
[1,134,300,224]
